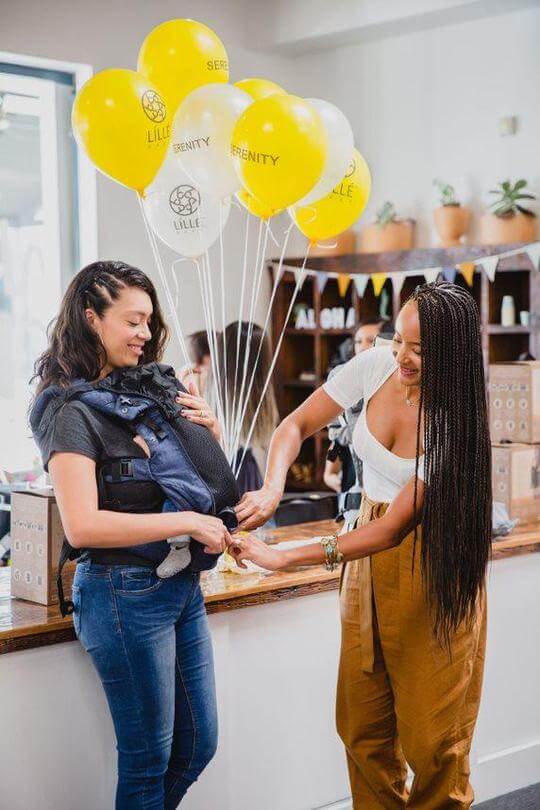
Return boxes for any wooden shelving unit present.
[268,242,539,492]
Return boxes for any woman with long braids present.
[231,281,491,808]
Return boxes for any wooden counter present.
[1,519,539,655]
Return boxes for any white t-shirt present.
[323,345,424,503]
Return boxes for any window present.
[0,56,96,476]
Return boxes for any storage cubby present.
[489,268,530,325]
[269,244,538,491]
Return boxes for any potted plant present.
[360,201,415,252]
[432,179,470,246]
[480,179,537,244]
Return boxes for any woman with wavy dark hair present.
[30,261,232,809]
[232,281,491,809]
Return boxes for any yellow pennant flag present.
[371,273,387,297]
[458,262,475,287]
[337,274,351,297]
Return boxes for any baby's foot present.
[156,545,191,578]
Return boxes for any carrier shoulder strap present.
[57,538,82,617]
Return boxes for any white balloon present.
[143,153,230,258]
[297,99,354,206]
[172,83,252,199]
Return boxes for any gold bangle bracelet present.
[320,534,344,572]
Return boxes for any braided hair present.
[408,281,491,646]
[33,261,169,393]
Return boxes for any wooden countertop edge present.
[0,573,341,654]
[1,531,538,655]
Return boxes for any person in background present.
[324,318,395,522]
[178,330,212,395]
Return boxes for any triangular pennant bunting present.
[315,272,329,294]
[391,272,406,297]
[423,268,441,284]
[442,266,457,283]
[337,273,352,297]
[371,273,387,297]
[458,262,475,287]
[353,274,370,297]
[526,241,540,270]
[480,255,499,282]
[294,269,306,290]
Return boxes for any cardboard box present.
[492,443,540,526]
[489,361,540,444]
[11,488,67,605]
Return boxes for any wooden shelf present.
[274,242,536,275]
[269,243,539,492]
[486,325,531,335]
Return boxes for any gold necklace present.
[405,386,420,407]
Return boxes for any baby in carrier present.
[79,363,240,577]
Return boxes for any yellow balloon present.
[231,95,327,213]
[236,189,282,220]
[72,69,170,194]
[138,19,229,114]
[234,78,286,102]
[291,149,371,241]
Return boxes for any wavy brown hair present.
[218,321,278,448]
[32,261,169,394]
[409,281,492,646]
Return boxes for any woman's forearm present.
[69,509,196,549]
[280,512,408,568]
[263,416,303,495]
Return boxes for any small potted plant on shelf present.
[480,179,537,244]
[360,201,415,252]
[432,179,470,246]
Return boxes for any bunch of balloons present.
[72,18,372,257]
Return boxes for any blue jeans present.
[72,561,218,809]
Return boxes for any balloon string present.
[218,200,230,448]
[234,243,311,479]
[230,218,268,462]
[202,250,226,429]
[194,256,226,430]
[230,220,293,466]
[229,217,263,460]
[203,246,228,435]
[137,194,195,389]
[230,206,250,460]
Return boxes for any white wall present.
[286,4,540,249]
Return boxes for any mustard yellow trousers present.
[336,495,487,809]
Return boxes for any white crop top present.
[323,345,424,503]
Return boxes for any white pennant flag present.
[527,241,540,270]
[480,255,499,282]
[316,272,329,294]
[353,274,370,297]
[423,268,441,284]
[391,272,406,297]
[294,269,306,290]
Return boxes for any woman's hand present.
[229,534,287,572]
[234,485,282,531]
[187,513,232,555]
[176,379,222,443]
